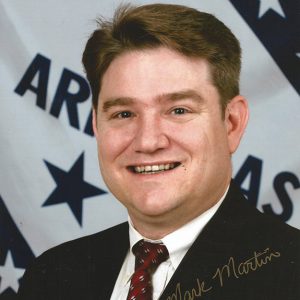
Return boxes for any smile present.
[129,162,181,174]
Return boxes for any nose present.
[132,114,170,153]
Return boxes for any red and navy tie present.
[127,240,169,300]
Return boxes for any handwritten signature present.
[166,248,281,300]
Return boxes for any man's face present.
[93,47,247,235]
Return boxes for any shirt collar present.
[128,185,229,269]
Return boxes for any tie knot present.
[132,240,169,271]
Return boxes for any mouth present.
[128,162,182,174]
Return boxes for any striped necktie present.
[127,240,169,300]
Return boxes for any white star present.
[258,0,285,18]
[0,251,25,294]
[296,53,300,59]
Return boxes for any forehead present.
[99,47,217,105]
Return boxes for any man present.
[18,3,300,300]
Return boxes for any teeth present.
[145,166,152,172]
[133,163,178,173]
[152,165,160,171]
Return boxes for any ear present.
[225,95,249,154]
[92,108,99,139]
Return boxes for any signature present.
[166,279,212,300]
[166,248,281,300]
[212,247,281,287]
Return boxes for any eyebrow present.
[102,97,135,112]
[101,89,204,112]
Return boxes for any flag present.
[1,0,299,297]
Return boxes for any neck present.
[131,220,177,240]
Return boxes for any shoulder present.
[18,223,129,298]
[240,192,299,243]
[39,221,129,260]
[243,203,300,253]
[221,181,300,250]
[23,221,129,276]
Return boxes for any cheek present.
[173,121,225,169]
[98,127,134,163]
[172,122,207,155]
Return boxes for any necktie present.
[127,240,169,300]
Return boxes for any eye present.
[172,107,189,115]
[114,111,133,119]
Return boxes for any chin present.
[133,197,177,217]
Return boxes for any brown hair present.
[82,3,241,112]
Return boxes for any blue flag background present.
[1,0,299,297]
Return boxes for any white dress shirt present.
[110,186,228,300]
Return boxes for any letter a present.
[14,53,50,110]
[234,155,263,207]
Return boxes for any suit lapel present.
[160,182,249,299]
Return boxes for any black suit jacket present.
[18,182,300,299]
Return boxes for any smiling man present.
[94,48,242,240]
[18,3,300,300]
